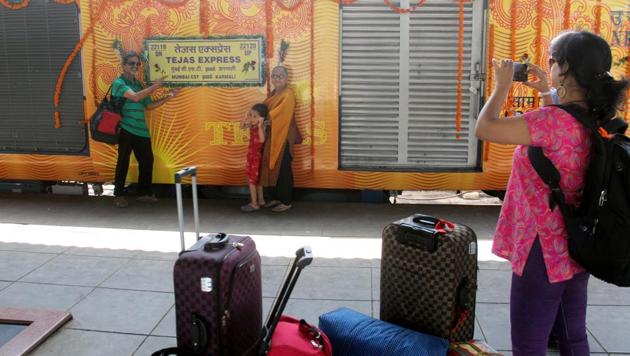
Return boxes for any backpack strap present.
[527,105,604,216]
[527,146,568,213]
[527,104,598,215]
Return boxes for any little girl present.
[240,103,269,212]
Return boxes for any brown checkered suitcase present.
[153,167,262,356]
[380,213,477,342]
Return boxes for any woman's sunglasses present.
[126,61,140,67]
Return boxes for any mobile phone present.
[513,62,528,82]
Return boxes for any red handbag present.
[268,316,332,356]
[89,84,126,144]
[97,109,122,135]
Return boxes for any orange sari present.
[259,88,298,186]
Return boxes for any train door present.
[339,0,485,171]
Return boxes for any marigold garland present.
[593,0,601,35]
[504,0,518,116]
[54,29,93,128]
[562,0,571,29]
[455,0,464,139]
[382,0,472,14]
[200,0,208,37]
[54,0,110,129]
[54,0,107,128]
[145,0,153,39]
[2,0,80,9]
[266,0,273,95]
[155,0,189,7]
[626,37,630,121]
[486,24,495,100]
[0,0,29,9]
[533,0,543,108]
[534,0,543,65]
[310,0,315,163]
[509,1,517,60]
[275,0,304,12]
[383,0,426,14]
[484,24,495,162]
[90,0,97,107]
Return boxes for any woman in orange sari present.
[259,65,301,212]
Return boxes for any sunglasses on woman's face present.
[126,61,140,67]
[271,74,286,79]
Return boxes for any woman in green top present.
[112,51,179,208]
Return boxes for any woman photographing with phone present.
[475,31,628,354]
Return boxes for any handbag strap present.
[104,81,127,113]
[104,84,113,100]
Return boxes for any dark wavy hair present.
[251,103,269,122]
[551,31,629,123]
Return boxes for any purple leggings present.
[510,238,590,355]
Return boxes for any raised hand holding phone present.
[493,59,514,90]
[512,62,528,82]
[522,63,550,93]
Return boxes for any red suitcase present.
[259,247,332,356]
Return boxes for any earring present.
[556,84,567,99]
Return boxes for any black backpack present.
[528,105,630,286]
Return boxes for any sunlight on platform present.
[0,223,503,261]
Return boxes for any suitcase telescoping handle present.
[259,246,313,355]
[175,166,200,251]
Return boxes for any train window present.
[0,1,86,155]
[339,0,484,171]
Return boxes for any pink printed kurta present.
[492,106,592,283]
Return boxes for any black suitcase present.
[154,167,263,356]
[380,213,477,342]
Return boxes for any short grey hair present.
[122,51,140,65]
[272,65,289,77]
